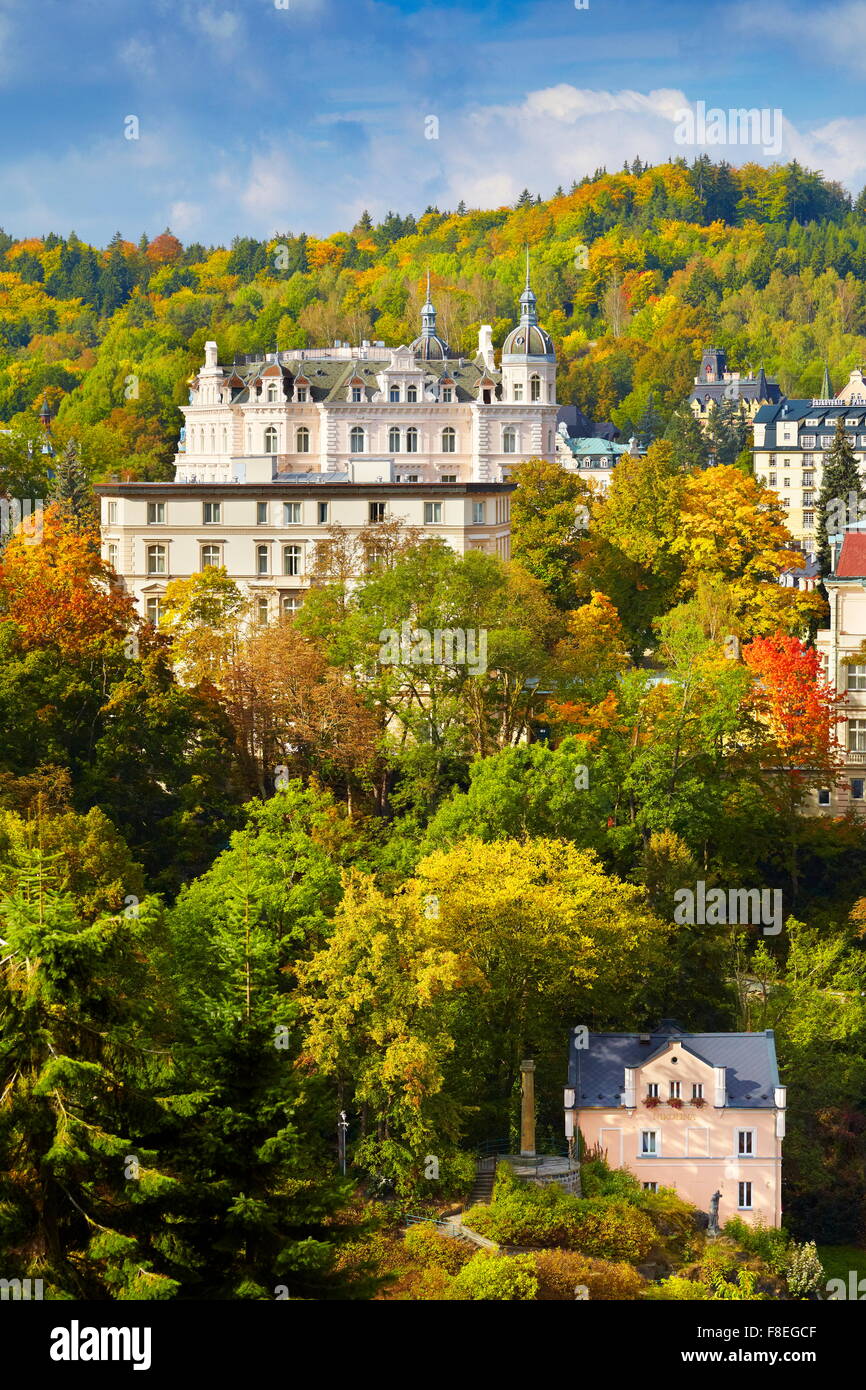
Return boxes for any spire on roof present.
[519,246,538,326]
[821,362,832,398]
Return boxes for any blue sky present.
[1,0,864,245]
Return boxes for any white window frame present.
[640,1129,660,1157]
[283,502,302,525]
[147,501,165,525]
[283,544,302,577]
[738,1180,753,1210]
[736,1128,757,1157]
[146,544,166,576]
[424,501,443,524]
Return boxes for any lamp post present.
[337,1110,349,1176]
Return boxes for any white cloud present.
[734,0,866,76]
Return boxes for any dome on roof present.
[501,323,555,359]
[410,331,449,361]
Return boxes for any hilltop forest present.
[1,156,866,488]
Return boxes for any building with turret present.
[97,269,557,624]
[689,348,783,426]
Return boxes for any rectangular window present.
[472,501,486,525]
[818,788,831,805]
[442,387,452,403]
[848,664,866,691]
[203,501,221,524]
[145,596,162,626]
[283,545,301,577]
[369,502,386,523]
[441,474,457,483]
[802,491,814,504]
[738,1181,753,1210]
[201,545,220,569]
[255,597,269,625]
[849,719,866,752]
[424,501,443,524]
[107,501,118,524]
[669,1081,681,1100]
[281,593,302,616]
[283,502,302,525]
[318,501,329,525]
[646,1083,659,1099]
[640,1131,658,1156]
[851,778,865,801]
[768,473,777,486]
[257,502,268,525]
[296,387,307,403]
[256,545,269,576]
[146,544,166,575]
[351,386,362,402]
[692,1083,703,1100]
[147,501,165,524]
[803,511,814,527]
[643,1182,658,1192]
[737,1130,754,1156]
[107,543,119,569]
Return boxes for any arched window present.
[389,426,401,453]
[296,426,310,453]
[264,426,278,453]
[267,381,278,402]
[389,385,400,402]
[530,374,541,402]
[407,383,418,403]
[406,427,418,453]
[256,545,269,576]
[441,427,456,453]
[222,427,228,453]
[503,427,516,454]
[513,382,524,402]
[283,544,302,577]
[209,426,215,452]
[350,426,365,453]
[201,545,221,569]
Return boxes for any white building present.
[96,478,514,626]
[175,268,558,486]
[752,369,866,551]
[813,525,866,817]
[96,269,560,623]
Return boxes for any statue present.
[708,1190,721,1237]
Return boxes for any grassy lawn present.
[817,1245,866,1290]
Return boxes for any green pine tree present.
[664,402,710,470]
[816,417,862,573]
[49,440,96,530]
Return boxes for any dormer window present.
[407,383,418,403]
[442,386,453,403]
[296,386,308,403]
[389,385,400,402]
[267,382,279,403]
[351,386,362,402]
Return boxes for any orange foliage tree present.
[0,505,134,657]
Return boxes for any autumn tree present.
[816,417,862,574]
[509,456,589,609]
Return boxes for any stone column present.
[520,1059,536,1156]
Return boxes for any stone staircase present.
[467,1156,496,1207]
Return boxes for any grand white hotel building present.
[97,274,557,623]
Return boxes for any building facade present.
[689,348,782,426]
[174,270,558,487]
[813,525,866,818]
[565,1025,786,1227]
[752,375,866,551]
[96,479,514,625]
[555,425,637,490]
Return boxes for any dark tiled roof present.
[568,1028,781,1109]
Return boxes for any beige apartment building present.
[96,477,513,625]
[752,368,866,551]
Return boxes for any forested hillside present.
[2,156,865,483]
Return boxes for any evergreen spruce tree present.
[705,397,749,467]
[0,843,180,1298]
[816,417,862,573]
[664,402,710,470]
[49,440,97,531]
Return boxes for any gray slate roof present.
[568,1026,781,1109]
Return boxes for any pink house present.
[565,1024,786,1227]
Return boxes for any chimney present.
[477,324,495,372]
[520,1059,536,1156]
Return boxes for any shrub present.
[533,1249,646,1300]
[403,1223,474,1274]
[637,1187,701,1262]
[785,1241,825,1297]
[723,1217,789,1276]
[644,1275,711,1300]
[464,1185,655,1260]
[580,1156,641,1201]
[450,1251,539,1301]
[709,1269,765,1300]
